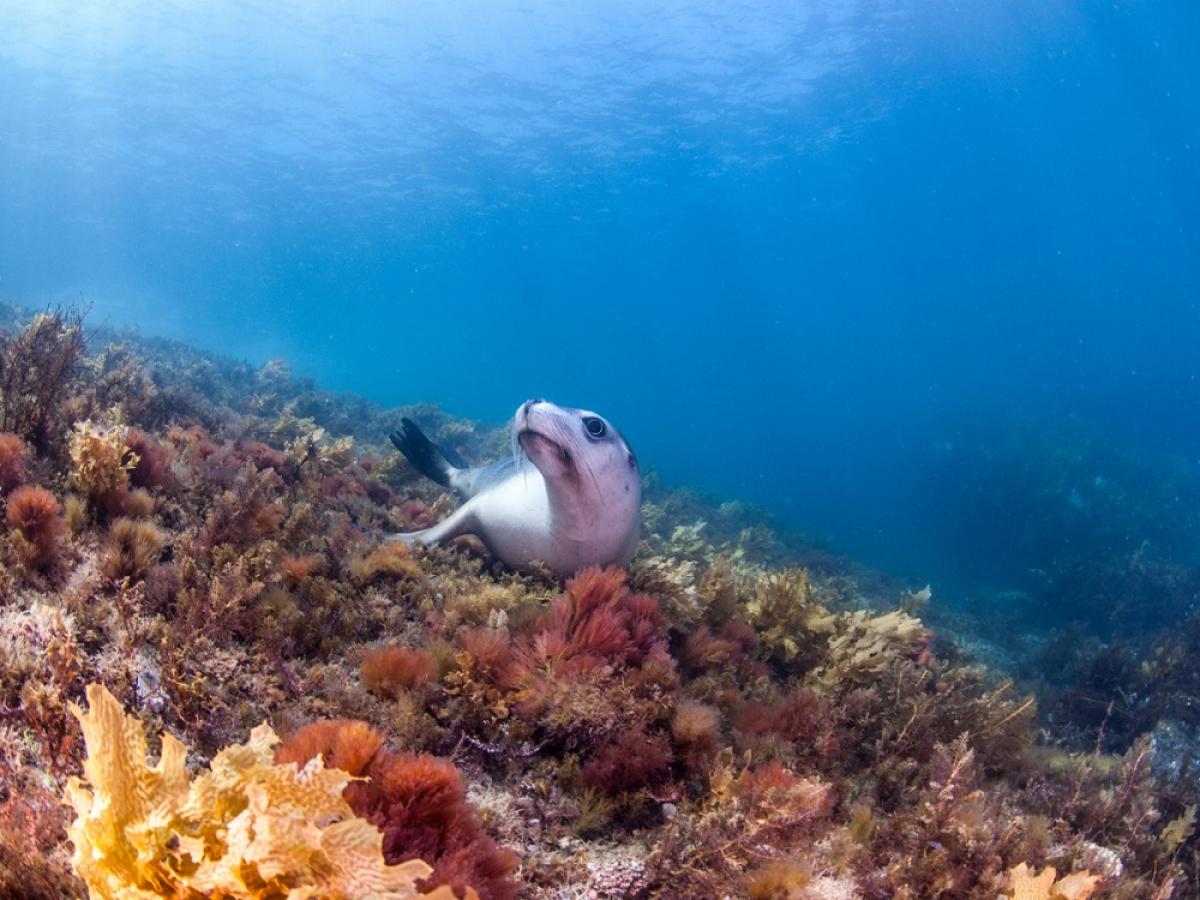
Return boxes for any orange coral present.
[362,645,437,698]
[277,720,519,900]
[6,485,65,570]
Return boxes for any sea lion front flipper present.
[388,501,480,548]
[389,418,461,488]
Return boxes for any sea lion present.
[388,399,641,575]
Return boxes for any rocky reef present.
[0,304,1193,898]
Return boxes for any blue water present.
[2,0,1198,594]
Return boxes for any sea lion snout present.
[515,399,566,443]
[515,399,545,436]
[516,400,578,478]
[520,398,546,418]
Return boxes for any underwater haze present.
[2,0,1199,593]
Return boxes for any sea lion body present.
[389,400,640,575]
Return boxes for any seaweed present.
[744,568,838,670]
[276,719,519,900]
[0,432,28,494]
[100,517,166,581]
[580,725,674,796]
[363,645,438,698]
[0,308,84,450]
[65,684,456,898]
[0,304,1189,897]
[671,700,721,777]
[6,485,66,571]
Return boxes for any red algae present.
[280,552,324,582]
[6,484,65,570]
[277,720,519,900]
[397,498,436,529]
[581,726,673,795]
[0,432,28,493]
[362,645,438,698]
[124,427,172,490]
[0,305,1188,899]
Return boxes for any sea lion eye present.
[583,417,606,438]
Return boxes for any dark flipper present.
[389,418,458,487]
[439,440,468,470]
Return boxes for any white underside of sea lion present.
[389,400,641,576]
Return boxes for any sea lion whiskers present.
[510,414,524,469]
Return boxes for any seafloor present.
[0,305,1192,899]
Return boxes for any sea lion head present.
[514,399,641,560]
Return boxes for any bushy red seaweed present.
[513,565,672,681]
[124,426,172,490]
[0,432,28,494]
[671,700,721,776]
[200,465,285,550]
[100,517,166,581]
[397,498,436,530]
[362,645,437,698]
[6,484,65,570]
[581,725,674,796]
[276,720,519,900]
[734,688,843,769]
[680,623,753,672]
[281,552,324,582]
